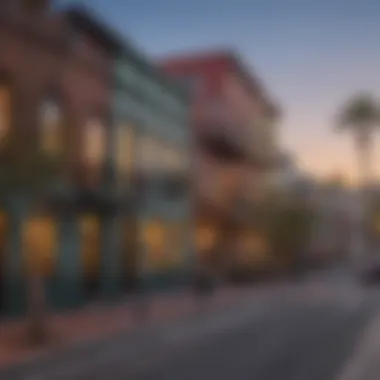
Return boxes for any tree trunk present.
[352,135,372,269]
[357,135,372,186]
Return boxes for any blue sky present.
[57,0,380,182]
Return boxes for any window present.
[83,117,106,166]
[141,220,168,271]
[80,215,101,277]
[116,124,134,182]
[40,98,62,155]
[138,135,163,172]
[22,215,58,276]
[0,84,11,142]
[196,224,218,252]
[166,147,184,172]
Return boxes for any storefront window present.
[116,124,134,184]
[40,98,62,155]
[22,216,58,276]
[0,84,11,142]
[83,117,106,166]
[196,224,217,253]
[138,135,164,173]
[141,220,168,271]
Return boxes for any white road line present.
[336,313,380,380]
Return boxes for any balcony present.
[197,99,250,162]
[198,124,248,162]
[49,162,136,215]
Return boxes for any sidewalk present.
[0,286,248,371]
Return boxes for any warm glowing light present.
[83,118,106,165]
[0,85,11,142]
[196,225,217,251]
[23,216,58,275]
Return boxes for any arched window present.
[0,82,12,143]
[40,97,62,155]
[83,117,106,166]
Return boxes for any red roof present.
[158,49,280,118]
[159,49,234,69]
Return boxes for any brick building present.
[0,0,118,315]
[0,1,191,317]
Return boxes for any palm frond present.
[336,93,380,132]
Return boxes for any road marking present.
[336,313,380,380]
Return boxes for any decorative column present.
[56,213,83,309]
[100,214,123,299]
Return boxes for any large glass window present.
[40,98,62,155]
[116,124,135,183]
[138,135,163,173]
[83,117,106,166]
[165,146,185,173]
[22,216,58,276]
[0,84,11,143]
[141,220,167,271]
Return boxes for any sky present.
[58,0,380,183]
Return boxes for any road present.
[128,282,375,380]
[3,272,380,380]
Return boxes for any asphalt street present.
[2,272,379,380]
[127,283,375,380]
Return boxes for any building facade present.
[0,1,192,317]
[112,36,191,291]
[159,51,280,276]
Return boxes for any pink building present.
[159,50,280,272]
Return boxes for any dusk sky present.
[58,0,380,183]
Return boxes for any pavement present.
[2,269,380,380]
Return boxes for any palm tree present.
[0,134,62,343]
[336,93,380,184]
[336,93,380,267]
